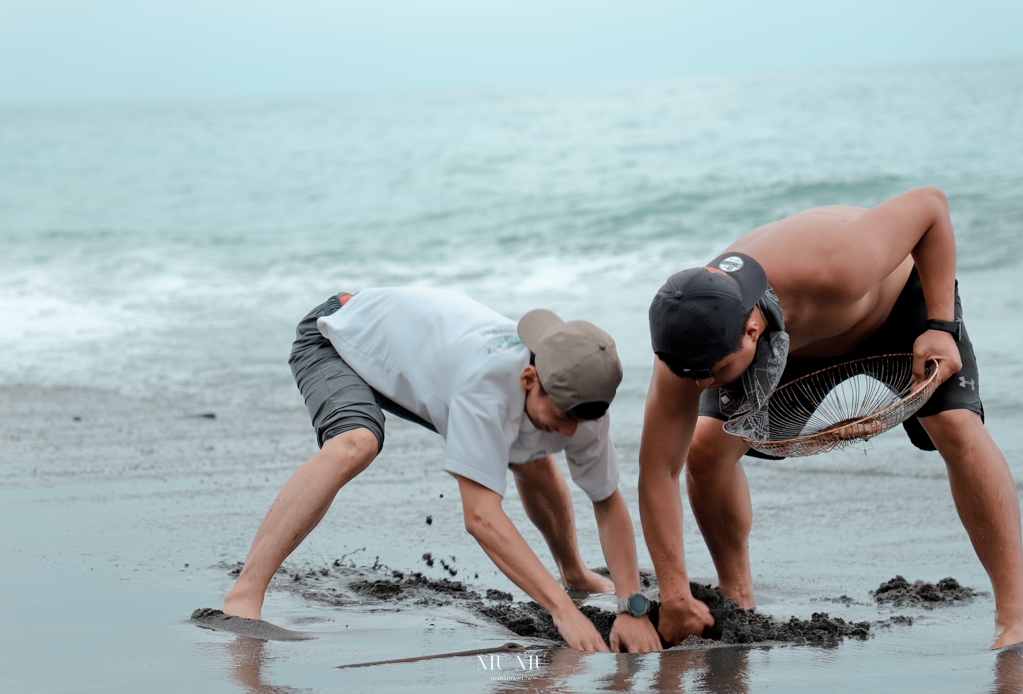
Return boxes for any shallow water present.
[2,59,1023,692]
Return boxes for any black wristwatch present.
[617,592,651,618]
[924,318,962,342]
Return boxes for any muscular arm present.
[842,187,960,384]
[637,359,714,642]
[455,475,609,652]
[841,187,956,320]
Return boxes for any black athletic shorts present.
[288,294,437,451]
[699,268,984,457]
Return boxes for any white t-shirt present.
[316,288,619,501]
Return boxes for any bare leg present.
[511,455,614,592]
[686,416,756,607]
[220,428,379,620]
[919,409,1023,648]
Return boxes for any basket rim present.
[740,353,940,448]
[771,353,918,396]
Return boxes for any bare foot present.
[990,620,1023,649]
[718,580,756,609]
[562,569,615,594]
[220,589,263,621]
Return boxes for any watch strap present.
[617,592,650,617]
[924,318,961,341]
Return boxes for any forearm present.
[457,477,575,617]
[592,490,642,597]
[638,466,694,604]
[637,361,702,605]
[511,456,583,581]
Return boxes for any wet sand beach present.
[3,60,1023,692]
[3,342,1023,692]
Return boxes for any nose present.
[559,421,579,437]
[695,376,715,389]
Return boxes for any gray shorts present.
[288,295,436,450]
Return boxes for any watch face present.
[628,593,650,615]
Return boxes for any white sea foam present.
[1,61,1021,403]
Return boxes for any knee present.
[321,427,378,472]
[686,417,748,483]
[686,439,729,482]
[919,409,984,461]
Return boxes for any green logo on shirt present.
[481,327,522,355]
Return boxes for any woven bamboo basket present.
[740,354,940,458]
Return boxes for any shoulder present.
[733,189,950,304]
[730,207,876,304]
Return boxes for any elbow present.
[592,489,621,518]
[914,186,949,215]
[463,509,494,541]
[457,476,505,544]
[637,466,676,512]
[639,457,683,486]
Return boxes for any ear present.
[746,306,767,342]
[520,364,539,392]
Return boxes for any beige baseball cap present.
[517,309,623,419]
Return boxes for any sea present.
[2,59,1023,693]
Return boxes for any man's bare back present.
[729,205,917,358]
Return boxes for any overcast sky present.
[1,0,1021,104]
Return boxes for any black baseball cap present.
[649,252,768,377]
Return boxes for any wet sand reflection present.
[212,636,1018,693]
[491,645,752,693]
[992,646,1023,694]
[224,636,304,694]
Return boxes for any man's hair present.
[529,352,547,397]
[658,307,754,380]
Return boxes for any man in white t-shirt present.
[219,288,662,653]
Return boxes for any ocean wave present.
[2,61,1021,397]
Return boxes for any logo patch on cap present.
[718,256,744,272]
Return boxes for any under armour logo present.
[959,376,975,390]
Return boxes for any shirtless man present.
[639,187,1023,649]
[220,287,661,653]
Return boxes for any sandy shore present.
[4,383,1023,692]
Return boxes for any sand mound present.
[255,561,910,648]
[871,576,980,608]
